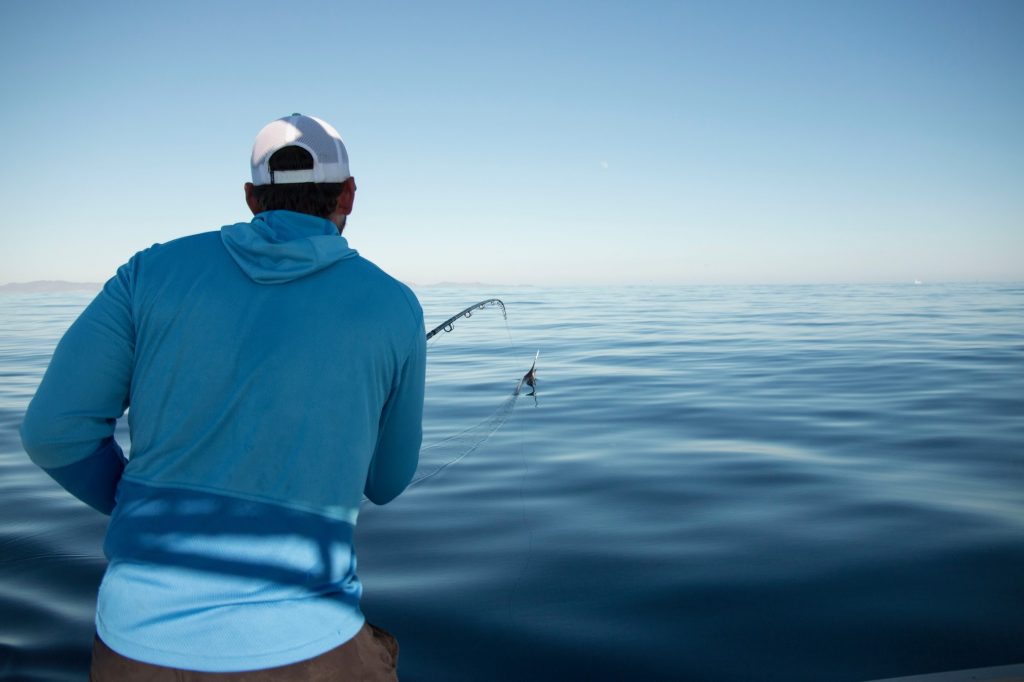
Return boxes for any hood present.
[220,210,358,284]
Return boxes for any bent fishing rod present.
[364,297,535,500]
[424,297,536,395]
[426,298,507,340]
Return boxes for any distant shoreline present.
[2,280,1020,293]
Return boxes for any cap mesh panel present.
[251,115,349,185]
[292,118,338,163]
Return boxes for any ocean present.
[1,284,1022,681]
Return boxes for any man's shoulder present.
[123,231,220,268]
[140,230,222,256]
[348,255,423,323]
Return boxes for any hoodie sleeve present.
[364,319,426,505]
[19,261,136,515]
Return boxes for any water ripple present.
[3,284,1023,681]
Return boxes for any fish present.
[516,351,539,396]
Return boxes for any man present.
[20,114,425,680]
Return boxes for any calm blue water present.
[1,284,1022,681]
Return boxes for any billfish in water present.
[516,351,539,396]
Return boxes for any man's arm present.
[364,327,426,505]
[20,262,136,515]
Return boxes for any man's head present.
[244,114,356,232]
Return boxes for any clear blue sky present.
[2,0,1021,285]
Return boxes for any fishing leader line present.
[366,297,540,629]
[412,298,534,489]
[424,298,539,624]
[361,298,537,503]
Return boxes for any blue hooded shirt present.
[20,210,426,671]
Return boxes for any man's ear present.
[244,182,261,215]
[335,177,357,216]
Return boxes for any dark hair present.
[251,146,343,218]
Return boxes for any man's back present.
[22,208,425,671]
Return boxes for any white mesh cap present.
[250,113,351,185]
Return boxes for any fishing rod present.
[426,298,507,340]
[357,297,532,503]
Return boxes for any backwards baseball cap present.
[250,113,351,186]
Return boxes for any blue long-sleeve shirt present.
[20,210,425,671]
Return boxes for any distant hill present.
[0,281,101,293]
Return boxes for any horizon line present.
[2,278,1022,293]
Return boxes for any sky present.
[1,0,1022,286]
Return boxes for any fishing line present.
[361,299,532,506]
[422,299,538,623]
[507,397,534,625]
[412,298,525,489]
[364,297,539,628]
[407,388,520,490]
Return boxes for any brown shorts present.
[89,622,399,682]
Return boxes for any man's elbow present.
[365,423,421,505]
[363,454,418,505]
[363,488,397,506]
[20,406,97,469]
[20,409,60,467]
[363,476,411,506]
